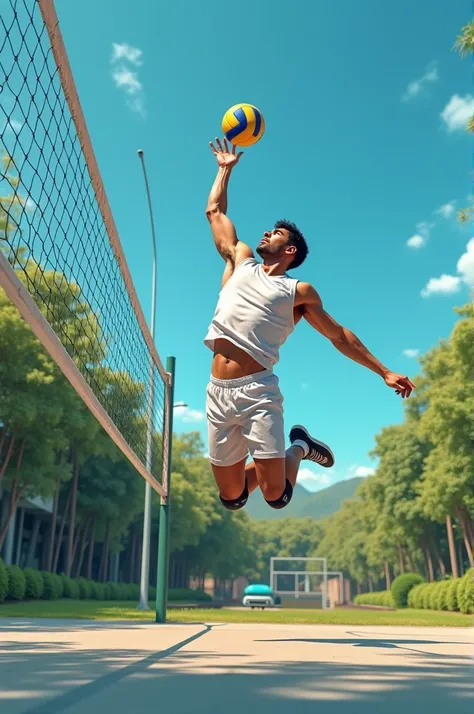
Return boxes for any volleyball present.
[222,103,265,147]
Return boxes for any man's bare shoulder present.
[295,281,322,306]
[235,241,254,263]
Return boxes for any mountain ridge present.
[246,476,364,520]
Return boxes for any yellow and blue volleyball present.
[222,103,265,147]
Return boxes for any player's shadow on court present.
[255,637,471,650]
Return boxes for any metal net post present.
[156,356,175,623]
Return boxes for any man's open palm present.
[209,137,243,168]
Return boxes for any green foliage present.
[168,588,212,602]
[421,583,433,609]
[91,582,106,600]
[40,572,55,600]
[23,568,44,599]
[446,578,461,611]
[105,582,122,600]
[353,591,394,607]
[6,565,26,600]
[408,583,424,609]
[391,573,425,608]
[61,575,80,599]
[75,577,93,600]
[0,558,8,603]
[428,582,440,610]
[434,580,451,611]
[54,573,64,599]
[41,572,63,600]
[457,569,474,614]
[123,583,139,601]
[411,580,454,612]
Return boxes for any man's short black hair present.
[275,219,309,270]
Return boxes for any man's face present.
[256,227,293,260]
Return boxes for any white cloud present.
[403,349,420,358]
[111,67,142,95]
[127,97,146,117]
[420,238,474,298]
[111,42,146,116]
[457,237,474,287]
[407,220,433,249]
[417,220,433,237]
[441,94,474,132]
[111,42,143,66]
[421,274,462,297]
[437,201,456,219]
[9,118,23,133]
[402,63,438,101]
[298,467,332,493]
[2,117,23,134]
[24,197,37,213]
[407,234,425,249]
[350,466,376,478]
[173,405,205,423]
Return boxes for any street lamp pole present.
[137,148,157,610]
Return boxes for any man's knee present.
[219,480,249,511]
[265,479,293,510]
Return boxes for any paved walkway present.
[0,619,472,713]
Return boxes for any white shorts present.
[206,369,285,467]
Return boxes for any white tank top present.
[204,257,298,370]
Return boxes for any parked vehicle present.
[242,584,277,609]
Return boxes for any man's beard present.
[256,243,276,258]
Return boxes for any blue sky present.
[54,0,473,492]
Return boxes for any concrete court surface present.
[0,619,473,713]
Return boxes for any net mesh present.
[0,0,167,486]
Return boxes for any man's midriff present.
[211,338,267,380]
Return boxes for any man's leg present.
[211,458,247,501]
[244,445,305,500]
[245,427,335,507]
[211,460,249,511]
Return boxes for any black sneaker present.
[289,425,335,467]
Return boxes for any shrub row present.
[0,558,211,604]
[408,572,474,614]
[353,591,394,608]
[352,570,474,614]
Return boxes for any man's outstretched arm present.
[206,138,253,273]
[297,282,415,398]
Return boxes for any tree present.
[454,20,474,222]
[418,305,474,568]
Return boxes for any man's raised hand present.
[383,372,416,399]
[209,137,243,169]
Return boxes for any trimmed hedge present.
[457,569,474,614]
[61,575,80,599]
[446,578,461,612]
[391,573,425,608]
[353,591,394,608]
[24,568,44,599]
[41,572,63,600]
[168,587,211,603]
[76,577,93,600]
[6,565,26,600]
[363,573,473,614]
[0,563,211,605]
[0,558,8,603]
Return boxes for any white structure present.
[270,557,329,609]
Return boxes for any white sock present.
[292,439,309,457]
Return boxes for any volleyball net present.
[0,0,170,496]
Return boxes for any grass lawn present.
[0,600,472,627]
